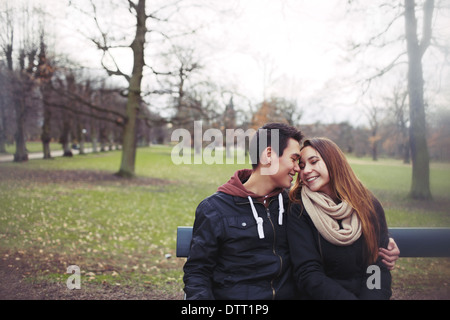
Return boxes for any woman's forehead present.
[300,146,320,159]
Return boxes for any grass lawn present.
[0,145,449,299]
[3,141,95,154]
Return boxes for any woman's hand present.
[379,238,400,270]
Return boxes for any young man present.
[183,122,399,300]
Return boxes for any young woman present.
[287,137,392,299]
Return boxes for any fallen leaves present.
[0,165,187,294]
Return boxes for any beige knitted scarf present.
[301,186,362,246]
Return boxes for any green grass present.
[0,146,449,299]
[4,142,62,154]
[3,141,102,154]
[0,146,243,298]
[347,156,450,227]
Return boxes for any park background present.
[0,0,449,299]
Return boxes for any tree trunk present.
[0,102,6,153]
[402,134,410,164]
[41,106,52,159]
[372,141,378,161]
[13,95,28,162]
[100,126,107,152]
[118,94,139,177]
[41,84,52,159]
[404,0,433,200]
[116,0,147,178]
[91,119,98,153]
[60,117,73,157]
[76,120,85,155]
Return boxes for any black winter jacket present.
[183,190,297,300]
[287,197,392,300]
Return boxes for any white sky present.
[11,0,450,126]
[203,1,343,95]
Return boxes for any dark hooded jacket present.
[183,169,297,300]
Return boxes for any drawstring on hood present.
[278,193,284,226]
[248,193,284,239]
[218,169,285,240]
[248,196,265,239]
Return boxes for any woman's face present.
[299,146,332,197]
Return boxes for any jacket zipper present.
[266,206,282,300]
[242,197,284,300]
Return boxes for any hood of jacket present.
[217,169,283,202]
[217,169,286,239]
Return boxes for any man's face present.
[267,138,301,189]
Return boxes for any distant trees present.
[251,97,302,129]
[0,2,128,162]
[0,0,449,199]
[0,2,44,162]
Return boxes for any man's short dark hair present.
[249,122,304,169]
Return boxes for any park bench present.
[176,226,450,258]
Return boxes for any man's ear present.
[260,147,272,165]
[260,146,280,176]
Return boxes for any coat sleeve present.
[358,198,392,300]
[183,198,222,300]
[287,205,358,300]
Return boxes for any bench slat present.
[176,226,450,258]
[388,227,450,257]
[176,226,193,258]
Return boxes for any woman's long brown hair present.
[289,137,380,264]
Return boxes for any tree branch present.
[360,51,408,93]
[44,100,124,127]
[89,0,131,83]
[50,83,127,121]
[420,0,435,57]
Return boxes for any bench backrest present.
[176,226,450,258]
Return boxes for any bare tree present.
[385,83,410,163]
[71,0,197,177]
[111,0,146,177]
[36,33,55,159]
[346,0,448,199]
[66,0,149,176]
[404,0,433,199]
[365,101,384,161]
[0,71,8,153]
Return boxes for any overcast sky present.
[18,0,450,126]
